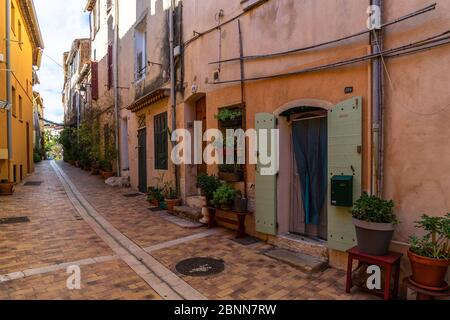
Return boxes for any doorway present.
[137,128,147,193]
[195,97,207,177]
[290,111,328,240]
[26,122,31,174]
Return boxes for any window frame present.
[134,23,147,82]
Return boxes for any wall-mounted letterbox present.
[331,176,354,207]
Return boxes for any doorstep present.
[267,233,329,261]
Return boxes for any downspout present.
[114,0,121,177]
[5,0,13,181]
[169,1,180,195]
[371,0,384,197]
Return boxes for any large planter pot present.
[102,171,115,180]
[220,118,242,128]
[234,197,248,213]
[0,182,14,196]
[353,218,395,256]
[408,250,450,291]
[165,198,181,212]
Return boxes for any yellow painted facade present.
[0,0,43,182]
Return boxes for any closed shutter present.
[327,97,363,251]
[107,43,113,90]
[255,113,278,235]
[154,112,168,170]
[91,61,99,100]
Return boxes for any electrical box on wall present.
[331,175,354,207]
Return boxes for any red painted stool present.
[346,246,403,300]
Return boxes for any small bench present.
[207,207,252,239]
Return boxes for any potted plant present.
[351,193,399,256]
[147,186,164,207]
[100,159,114,179]
[218,164,244,182]
[163,182,181,212]
[408,214,450,291]
[213,184,238,211]
[215,108,243,128]
[197,173,221,206]
[234,190,248,213]
[0,179,14,196]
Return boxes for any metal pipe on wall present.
[5,0,13,181]
[114,0,121,177]
[371,0,384,197]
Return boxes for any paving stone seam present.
[51,161,206,300]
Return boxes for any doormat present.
[232,236,260,246]
[176,257,225,277]
[24,181,43,186]
[0,217,30,225]
[123,193,142,198]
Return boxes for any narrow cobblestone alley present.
[0,161,375,300]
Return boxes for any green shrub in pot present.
[351,193,399,256]
[213,184,238,211]
[197,173,221,205]
[408,214,450,290]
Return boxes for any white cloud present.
[34,0,90,123]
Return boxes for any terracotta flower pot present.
[353,218,396,256]
[102,171,115,180]
[165,198,181,212]
[0,182,14,196]
[408,250,450,290]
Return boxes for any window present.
[12,86,16,117]
[91,61,99,100]
[92,0,100,38]
[134,25,147,81]
[18,20,22,49]
[154,112,168,170]
[11,3,16,33]
[18,95,22,120]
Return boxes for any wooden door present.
[137,128,147,193]
[26,122,31,174]
[196,97,207,176]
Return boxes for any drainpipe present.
[114,0,121,177]
[5,0,13,181]
[371,0,384,197]
[169,1,180,195]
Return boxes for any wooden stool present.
[207,207,251,239]
[346,246,403,300]
[403,277,450,300]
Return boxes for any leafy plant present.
[163,181,179,200]
[351,193,398,224]
[409,214,450,260]
[147,186,164,204]
[197,173,221,202]
[213,184,238,209]
[99,159,112,172]
[215,108,242,122]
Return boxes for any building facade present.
[71,0,450,275]
[0,0,44,182]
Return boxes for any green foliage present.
[44,131,63,160]
[99,159,112,172]
[351,193,398,224]
[33,148,42,163]
[197,173,221,202]
[410,213,450,260]
[215,108,242,122]
[147,186,165,204]
[213,184,238,209]
[59,127,79,162]
[163,181,178,200]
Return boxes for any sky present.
[34,0,90,123]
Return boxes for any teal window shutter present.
[327,97,363,251]
[255,113,277,235]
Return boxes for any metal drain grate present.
[24,181,43,186]
[123,193,141,198]
[0,217,31,225]
[176,257,225,277]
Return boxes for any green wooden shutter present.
[328,97,363,251]
[255,113,277,235]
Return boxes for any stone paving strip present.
[0,255,118,283]
[50,161,206,300]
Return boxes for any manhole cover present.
[176,257,225,277]
[0,217,30,225]
[24,181,43,186]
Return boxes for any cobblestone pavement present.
[0,161,375,300]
